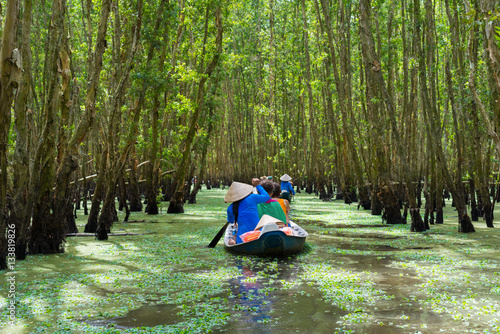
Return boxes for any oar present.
[208,222,229,248]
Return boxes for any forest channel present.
[1,190,500,334]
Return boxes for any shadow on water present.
[84,303,183,329]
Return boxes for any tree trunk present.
[29,0,68,254]
[11,0,32,260]
[188,79,219,204]
[96,0,143,239]
[359,0,404,225]
[425,0,475,233]
[84,148,107,233]
[470,179,479,221]
[128,158,143,211]
[168,7,223,213]
[0,0,21,268]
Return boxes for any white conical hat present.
[254,214,285,230]
[224,182,253,203]
[280,174,292,181]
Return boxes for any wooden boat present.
[224,221,308,256]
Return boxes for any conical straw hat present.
[254,214,286,230]
[224,182,254,203]
[280,174,292,181]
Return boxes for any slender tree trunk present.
[168,7,223,213]
[128,157,143,211]
[425,0,475,233]
[468,1,494,228]
[0,0,21,268]
[189,77,219,204]
[470,179,479,221]
[30,0,112,251]
[11,0,32,260]
[359,0,405,225]
[96,0,143,239]
[85,149,107,233]
[29,0,69,254]
[300,0,320,200]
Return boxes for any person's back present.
[226,179,271,244]
[280,174,295,199]
[256,180,288,224]
[257,200,287,223]
[273,182,290,224]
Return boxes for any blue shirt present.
[227,185,271,243]
[280,181,295,195]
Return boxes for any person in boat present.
[272,182,291,224]
[225,178,271,245]
[257,180,288,225]
[280,174,295,201]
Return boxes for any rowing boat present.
[224,221,308,256]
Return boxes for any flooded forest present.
[1,0,500,333]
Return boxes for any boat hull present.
[224,222,308,256]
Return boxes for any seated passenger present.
[280,174,295,201]
[226,178,271,244]
[272,182,290,224]
[257,180,288,225]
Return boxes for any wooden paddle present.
[208,222,229,248]
[209,200,240,248]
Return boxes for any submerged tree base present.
[167,201,184,214]
[458,213,476,233]
[410,208,426,232]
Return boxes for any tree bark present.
[0,0,21,268]
[359,0,405,225]
[96,0,143,240]
[168,6,223,213]
[11,0,32,260]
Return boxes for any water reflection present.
[226,262,273,332]
[84,303,182,329]
[215,257,344,334]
